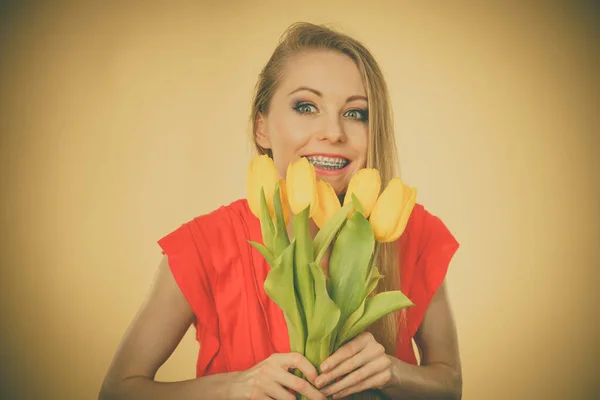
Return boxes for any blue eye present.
[293,102,317,114]
[344,109,368,121]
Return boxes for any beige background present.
[1,2,598,399]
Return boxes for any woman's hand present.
[314,332,396,399]
[230,352,328,400]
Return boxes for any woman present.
[99,22,462,400]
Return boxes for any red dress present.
[158,199,459,377]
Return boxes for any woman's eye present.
[294,102,317,114]
[345,109,368,121]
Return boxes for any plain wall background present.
[1,2,598,399]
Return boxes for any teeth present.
[306,156,349,170]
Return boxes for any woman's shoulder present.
[401,202,459,251]
[158,198,257,257]
[398,203,460,337]
[171,198,254,232]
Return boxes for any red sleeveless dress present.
[158,199,459,377]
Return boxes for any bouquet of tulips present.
[246,155,416,399]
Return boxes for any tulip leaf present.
[272,183,290,257]
[247,241,275,267]
[328,211,375,324]
[263,240,306,355]
[305,261,340,368]
[259,187,274,251]
[336,291,414,347]
[365,265,383,297]
[332,296,366,353]
[351,192,365,217]
[313,202,354,265]
[292,207,315,326]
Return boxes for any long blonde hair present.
[249,22,401,365]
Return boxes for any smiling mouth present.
[306,155,350,170]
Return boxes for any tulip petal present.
[312,180,341,229]
[278,179,291,226]
[343,168,381,218]
[286,158,319,216]
[247,155,279,219]
[369,178,407,242]
[388,186,417,242]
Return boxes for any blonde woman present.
[100,22,462,400]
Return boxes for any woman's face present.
[256,50,369,195]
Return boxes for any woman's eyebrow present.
[288,86,368,103]
[288,86,322,97]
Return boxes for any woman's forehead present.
[277,50,367,100]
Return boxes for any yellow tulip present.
[312,180,341,229]
[286,157,319,217]
[369,177,417,243]
[278,179,291,226]
[343,168,381,218]
[247,155,279,219]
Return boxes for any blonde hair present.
[249,21,401,382]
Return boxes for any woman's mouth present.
[305,155,350,171]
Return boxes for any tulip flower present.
[277,179,291,226]
[343,168,381,218]
[246,155,279,219]
[369,177,417,243]
[247,156,416,396]
[286,157,319,217]
[312,180,341,229]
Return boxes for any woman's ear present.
[255,113,272,149]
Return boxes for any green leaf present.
[292,207,315,326]
[333,296,366,353]
[263,240,306,355]
[328,211,375,323]
[259,187,275,251]
[312,202,354,266]
[336,291,414,347]
[272,182,290,257]
[247,241,275,267]
[305,261,340,368]
[351,192,365,216]
[365,265,383,297]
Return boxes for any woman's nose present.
[318,115,346,143]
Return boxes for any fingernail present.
[321,363,329,372]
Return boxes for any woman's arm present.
[314,280,461,399]
[98,255,234,400]
[381,280,462,399]
[99,256,327,400]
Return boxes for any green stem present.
[292,207,315,328]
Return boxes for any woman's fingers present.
[319,332,371,374]
[279,352,319,385]
[262,375,296,400]
[320,356,391,397]
[271,367,326,400]
[315,343,383,388]
[330,369,393,399]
